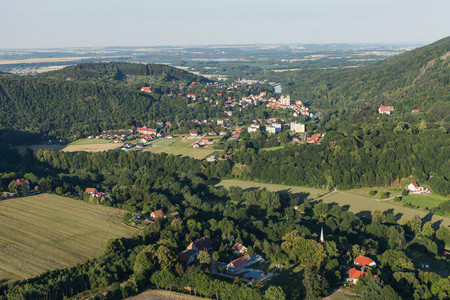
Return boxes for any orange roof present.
[85,188,96,193]
[348,268,365,279]
[354,256,376,267]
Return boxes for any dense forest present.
[1,146,450,299]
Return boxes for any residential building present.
[179,249,198,265]
[231,242,247,255]
[378,105,394,115]
[151,209,164,219]
[187,236,213,252]
[266,123,282,134]
[354,256,377,268]
[227,254,251,271]
[290,121,305,133]
[137,126,157,135]
[407,182,429,193]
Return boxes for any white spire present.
[320,227,325,244]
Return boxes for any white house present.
[408,182,429,193]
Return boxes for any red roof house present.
[137,126,157,135]
[85,188,98,194]
[140,87,153,93]
[226,254,251,271]
[231,242,247,255]
[354,256,376,268]
[151,209,164,219]
[378,105,395,115]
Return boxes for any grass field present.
[320,191,450,227]
[396,194,448,209]
[127,290,203,300]
[17,143,120,154]
[211,179,327,199]
[69,138,112,145]
[0,194,137,281]
[145,138,219,160]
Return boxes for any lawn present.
[17,143,120,154]
[320,191,450,227]
[210,179,327,200]
[395,194,449,209]
[0,194,137,281]
[69,138,112,145]
[145,138,220,160]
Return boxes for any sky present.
[1,0,449,49]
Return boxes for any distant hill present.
[0,63,215,144]
[281,36,450,120]
[38,62,208,83]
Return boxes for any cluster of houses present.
[306,132,326,144]
[85,188,107,198]
[347,256,377,284]
[408,182,430,194]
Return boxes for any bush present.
[402,189,409,196]
[369,190,377,196]
[394,196,402,202]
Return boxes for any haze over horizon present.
[1,0,449,49]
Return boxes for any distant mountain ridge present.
[38,62,208,83]
[282,36,450,119]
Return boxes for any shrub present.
[369,190,377,196]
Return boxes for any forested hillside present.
[272,36,450,118]
[0,63,219,144]
[38,62,208,83]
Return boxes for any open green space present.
[211,179,327,199]
[320,191,450,227]
[145,138,219,160]
[69,138,112,145]
[152,139,176,146]
[396,194,449,209]
[0,194,137,281]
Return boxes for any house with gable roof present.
[187,236,213,252]
[231,242,247,255]
[226,254,251,272]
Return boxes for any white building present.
[290,121,305,133]
[266,123,282,134]
[279,94,291,106]
[247,124,261,133]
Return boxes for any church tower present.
[320,227,325,244]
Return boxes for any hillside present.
[38,62,208,83]
[0,63,215,144]
[279,36,450,119]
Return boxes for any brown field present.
[127,290,205,300]
[0,194,137,281]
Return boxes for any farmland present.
[0,194,137,281]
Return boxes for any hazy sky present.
[1,0,449,48]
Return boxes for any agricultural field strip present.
[213,180,450,227]
[0,195,135,278]
[212,179,326,199]
[320,192,450,227]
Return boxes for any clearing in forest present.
[320,191,450,227]
[0,194,137,281]
[211,179,327,199]
[145,138,220,160]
